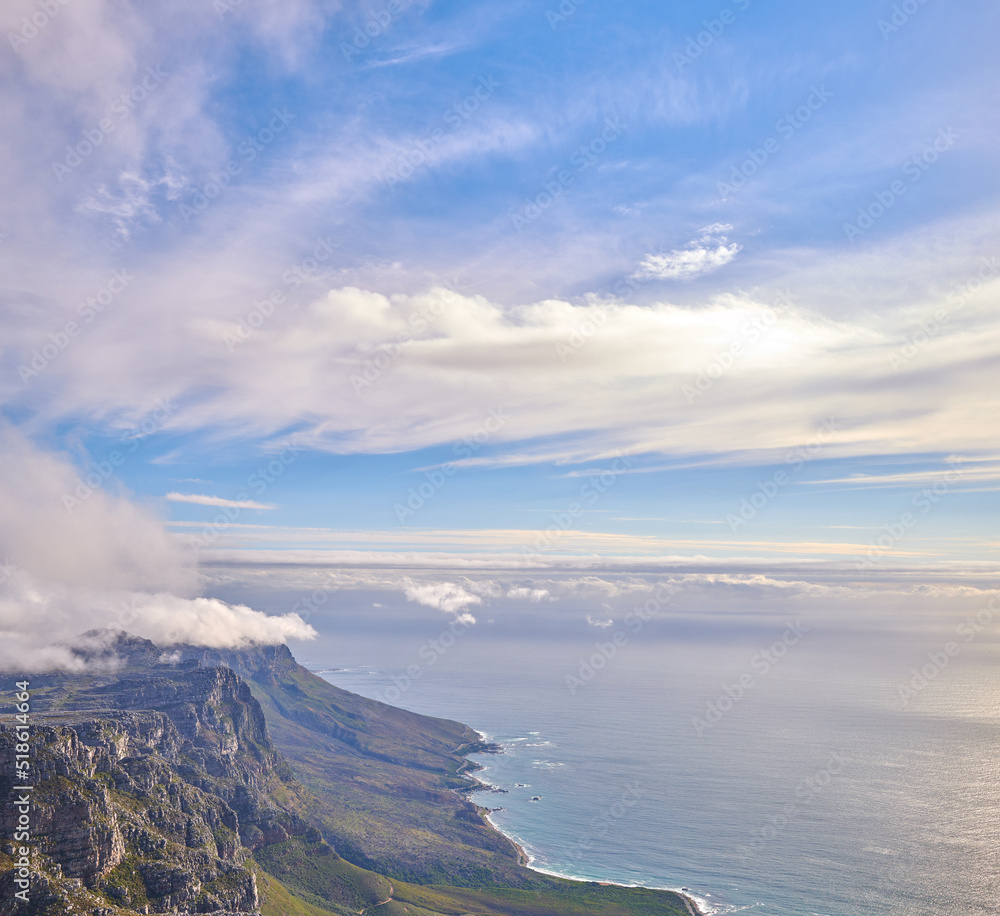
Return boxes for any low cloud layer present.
[0,426,316,672]
[197,560,1000,647]
[0,568,317,672]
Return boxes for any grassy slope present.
[253,835,693,916]
[222,648,523,886]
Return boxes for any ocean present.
[305,614,999,915]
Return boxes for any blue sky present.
[0,0,998,663]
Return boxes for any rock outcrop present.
[0,657,323,916]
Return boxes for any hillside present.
[0,632,693,916]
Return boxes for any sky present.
[0,0,998,666]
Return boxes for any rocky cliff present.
[0,645,323,916]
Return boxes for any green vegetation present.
[255,837,392,912]
[255,864,352,916]
[102,856,151,911]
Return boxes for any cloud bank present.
[10,271,998,471]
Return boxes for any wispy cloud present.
[165,493,276,510]
[808,458,1000,491]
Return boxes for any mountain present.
[0,631,693,916]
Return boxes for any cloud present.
[508,587,551,602]
[0,3,996,480]
[586,615,614,628]
[404,580,480,623]
[0,425,315,672]
[20,272,982,472]
[807,457,1000,490]
[0,568,316,672]
[166,492,277,509]
[0,424,193,592]
[633,224,742,280]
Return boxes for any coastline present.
[461,733,710,916]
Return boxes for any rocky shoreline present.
[458,733,708,916]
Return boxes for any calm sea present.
[308,618,999,915]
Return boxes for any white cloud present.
[0,569,316,672]
[404,580,481,622]
[633,224,742,280]
[166,492,277,509]
[508,586,551,602]
[586,615,614,628]
[0,424,193,592]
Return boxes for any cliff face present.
[0,659,322,916]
